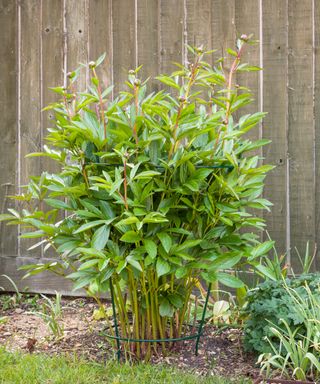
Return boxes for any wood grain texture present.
[0,0,17,257]
[112,0,136,94]
[0,256,86,296]
[88,0,113,95]
[66,0,88,91]
[19,0,42,258]
[288,0,315,271]
[186,0,213,63]
[137,0,160,92]
[41,0,64,170]
[235,1,262,243]
[211,0,235,62]
[41,0,64,259]
[315,0,320,270]
[159,0,184,74]
[235,0,260,119]
[261,0,288,256]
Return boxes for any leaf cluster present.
[243,273,320,354]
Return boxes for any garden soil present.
[0,295,259,379]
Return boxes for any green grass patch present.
[0,348,249,384]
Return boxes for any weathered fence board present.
[19,0,42,258]
[1,0,319,293]
[112,0,136,94]
[262,0,288,256]
[0,0,18,257]
[288,0,315,271]
[315,0,320,270]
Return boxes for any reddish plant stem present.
[81,162,90,189]
[92,67,107,140]
[123,157,129,210]
[168,54,201,159]
[213,43,246,154]
[133,84,139,145]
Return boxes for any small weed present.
[31,292,64,340]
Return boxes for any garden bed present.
[0,294,259,379]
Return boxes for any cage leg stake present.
[195,282,211,356]
[109,279,121,362]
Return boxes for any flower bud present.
[240,34,249,42]
[89,61,96,68]
[195,45,204,54]
[134,79,141,86]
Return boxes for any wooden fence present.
[0,0,319,293]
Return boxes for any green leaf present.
[254,264,277,281]
[116,216,139,226]
[167,293,183,308]
[159,298,174,317]
[120,231,141,243]
[73,220,106,234]
[249,240,275,260]
[91,225,110,250]
[19,230,45,239]
[157,232,172,253]
[126,255,142,272]
[0,214,15,221]
[155,75,180,90]
[78,259,99,271]
[134,170,161,179]
[216,273,244,288]
[156,258,170,277]
[101,266,115,282]
[76,247,105,258]
[175,267,187,279]
[44,198,72,210]
[175,239,202,252]
[144,239,157,259]
[209,253,242,270]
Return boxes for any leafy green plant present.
[243,273,320,354]
[258,282,320,381]
[31,292,64,340]
[0,36,273,360]
[0,275,23,310]
[255,238,317,282]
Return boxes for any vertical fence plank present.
[112,0,136,94]
[0,0,17,257]
[211,0,235,60]
[261,1,288,256]
[186,0,213,60]
[235,0,261,119]
[288,0,315,271]
[88,0,113,93]
[19,0,42,257]
[160,0,184,74]
[235,1,262,250]
[66,0,88,91]
[137,0,159,91]
[41,0,64,258]
[42,0,64,160]
[314,0,319,270]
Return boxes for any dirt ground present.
[0,294,260,379]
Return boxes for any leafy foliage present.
[0,37,272,359]
[258,282,320,381]
[243,273,320,354]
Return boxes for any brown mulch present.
[0,294,260,379]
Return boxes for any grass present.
[0,348,250,384]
